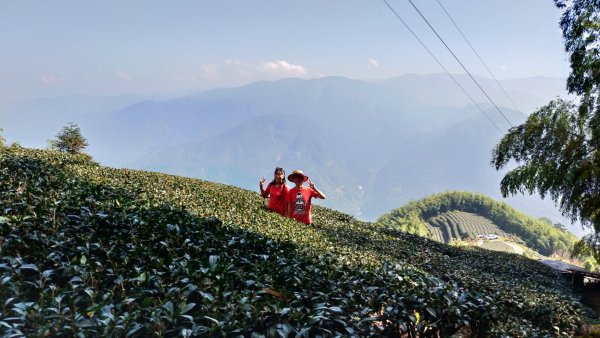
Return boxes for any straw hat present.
[288,169,308,182]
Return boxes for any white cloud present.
[222,59,250,78]
[175,59,316,83]
[260,60,308,77]
[226,59,255,78]
[40,75,65,84]
[174,74,199,82]
[368,58,379,69]
[116,70,132,80]
[238,69,251,78]
[202,64,219,80]
[225,59,247,67]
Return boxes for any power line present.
[404,0,514,128]
[435,0,526,118]
[380,0,503,134]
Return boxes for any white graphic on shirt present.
[293,192,306,215]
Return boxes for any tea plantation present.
[427,211,512,244]
[377,192,577,257]
[0,147,595,337]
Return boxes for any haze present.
[1,0,568,100]
[2,1,586,236]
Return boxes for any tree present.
[574,232,600,264]
[0,128,5,147]
[49,122,89,154]
[491,0,600,258]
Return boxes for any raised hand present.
[260,178,266,186]
[307,179,325,199]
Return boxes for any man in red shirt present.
[260,167,289,216]
[285,169,326,224]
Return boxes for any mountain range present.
[3,73,581,234]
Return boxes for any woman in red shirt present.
[285,169,326,225]
[259,167,289,216]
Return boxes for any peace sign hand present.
[260,178,266,186]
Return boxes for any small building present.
[477,234,499,240]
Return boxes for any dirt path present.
[478,240,524,254]
[504,242,524,254]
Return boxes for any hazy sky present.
[1,0,570,100]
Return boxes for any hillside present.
[0,147,594,336]
[3,75,576,234]
[427,211,513,243]
[376,191,578,256]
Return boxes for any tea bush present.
[0,147,594,337]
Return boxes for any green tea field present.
[377,192,577,257]
[427,211,511,243]
[0,147,595,337]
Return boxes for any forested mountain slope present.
[0,147,593,336]
[376,191,578,256]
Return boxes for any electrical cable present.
[405,0,514,128]
[435,0,527,118]
[381,0,504,134]
[430,1,591,148]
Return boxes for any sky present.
[1,0,570,101]
[0,0,586,236]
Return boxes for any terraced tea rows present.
[427,211,512,243]
[377,191,577,256]
[0,147,594,336]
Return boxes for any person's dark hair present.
[271,167,285,185]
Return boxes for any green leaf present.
[180,303,195,314]
[327,306,343,313]
[162,301,174,314]
[20,264,38,271]
[209,255,218,268]
[200,292,214,302]
[204,316,219,324]
[126,323,143,337]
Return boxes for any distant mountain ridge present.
[376,74,566,113]
[1,93,152,160]
[2,74,577,234]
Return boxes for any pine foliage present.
[48,122,89,155]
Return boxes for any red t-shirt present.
[286,187,319,224]
[263,182,289,216]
